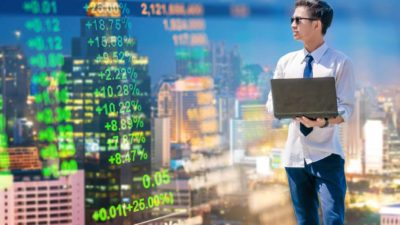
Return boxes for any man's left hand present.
[328,115,344,125]
[296,117,325,128]
[296,116,344,128]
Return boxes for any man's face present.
[291,6,318,42]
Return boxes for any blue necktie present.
[300,54,314,136]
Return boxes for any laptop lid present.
[270,77,338,119]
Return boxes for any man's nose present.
[291,22,297,29]
[291,19,297,28]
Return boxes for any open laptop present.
[270,77,339,119]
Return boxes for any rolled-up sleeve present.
[266,58,285,114]
[335,58,355,122]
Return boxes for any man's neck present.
[304,38,325,53]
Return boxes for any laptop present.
[270,77,339,119]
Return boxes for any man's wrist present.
[319,118,329,128]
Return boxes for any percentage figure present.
[159,193,174,205]
[120,2,130,14]
[133,117,144,128]
[109,148,148,165]
[137,148,148,160]
[162,192,174,205]
[132,135,146,144]
[123,36,133,47]
[128,148,148,162]
[131,100,142,111]
[130,83,141,95]
[126,68,137,79]
[130,133,146,144]
[121,18,132,29]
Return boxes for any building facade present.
[0,171,84,225]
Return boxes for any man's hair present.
[295,0,333,35]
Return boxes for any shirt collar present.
[302,42,329,64]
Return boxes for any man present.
[266,1,355,225]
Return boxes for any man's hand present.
[328,115,344,125]
[295,117,326,128]
[296,116,344,128]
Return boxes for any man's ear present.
[314,20,320,30]
[314,20,322,33]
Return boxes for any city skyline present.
[1,0,400,225]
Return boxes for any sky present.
[0,0,399,87]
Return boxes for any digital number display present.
[0,0,398,225]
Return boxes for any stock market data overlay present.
[0,0,400,224]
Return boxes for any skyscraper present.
[209,43,242,95]
[0,46,30,146]
[364,120,384,174]
[377,94,400,174]
[342,90,363,174]
[62,11,151,224]
[153,117,171,169]
[158,76,219,151]
[216,95,236,148]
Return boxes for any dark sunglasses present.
[291,17,318,24]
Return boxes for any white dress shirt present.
[266,42,355,167]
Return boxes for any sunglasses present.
[291,17,318,24]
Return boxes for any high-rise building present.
[342,90,363,174]
[364,120,384,174]
[216,95,236,148]
[209,43,242,95]
[157,81,181,143]
[62,11,151,224]
[157,78,176,119]
[376,94,400,174]
[158,76,219,151]
[153,117,171,169]
[386,125,400,174]
[0,144,84,225]
[0,170,84,225]
[0,46,30,146]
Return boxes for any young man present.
[266,1,355,225]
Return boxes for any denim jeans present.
[285,154,346,225]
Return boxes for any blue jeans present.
[285,154,346,225]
